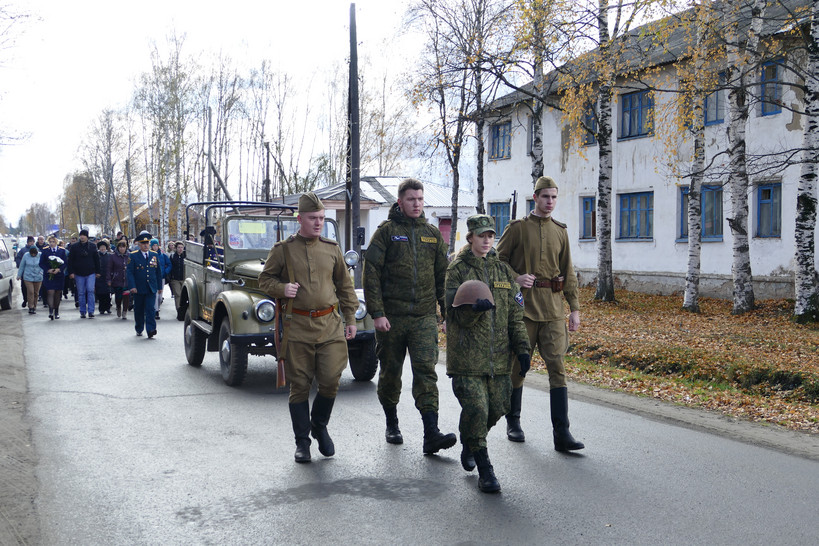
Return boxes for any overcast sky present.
[0,0,412,225]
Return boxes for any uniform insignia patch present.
[391,235,409,242]
[420,236,437,243]
[515,292,524,307]
[494,281,511,289]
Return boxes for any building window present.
[619,90,653,139]
[489,202,511,236]
[761,60,783,116]
[704,73,726,125]
[618,192,653,239]
[527,199,535,214]
[583,104,597,145]
[756,183,781,237]
[581,197,596,239]
[489,122,512,159]
[680,186,723,241]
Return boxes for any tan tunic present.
[496,213,579,322]
[259,234,358,343]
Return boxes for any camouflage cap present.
[466,214,495,236]
[298,192,324,213]
[452,279,495,308]
[534,176,558,192]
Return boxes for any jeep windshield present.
[225,218,338,250]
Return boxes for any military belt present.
[534,277,564,292]
[292,305,335,318]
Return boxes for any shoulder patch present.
[319,236,338,245]
[391,235,409,242]
[550,217,567,229]
[515,292,525,307]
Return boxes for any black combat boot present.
[310,395,336,457]
[460,441,475,472]
[550,387,585,452]
[289,401,312,463]
[506,386,525,442]
[384,405,403,444]
[421,412,457,454]
[472,448,500,493]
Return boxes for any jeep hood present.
[232,260,265,279]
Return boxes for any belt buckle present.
[308,309,319,317]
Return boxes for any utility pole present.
[207,106,213,202]
[263,141,271,212]
[349,2,362,288]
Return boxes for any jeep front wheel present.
[183,309,206,367]
[348,337,377,382]
[219,320,248,386]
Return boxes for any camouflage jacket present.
[363,203,447,319]
[445,247,529,377]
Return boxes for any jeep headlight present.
[355,299,367,320]
[255,300,276,322]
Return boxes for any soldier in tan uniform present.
[496,176,585,452]
[259,192,359,463]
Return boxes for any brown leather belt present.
[534,277,564,292]
[292,305,335,318]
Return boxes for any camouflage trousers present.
[511,318,569,389]
[376,314,440,413]
[451,374,511,452]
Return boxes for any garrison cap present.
[467,214,495,236]
[534,176,558,192]
[135,231,152,243]
[452,280,495,308]
[298,191,324,213]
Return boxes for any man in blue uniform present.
[127,231,163,338]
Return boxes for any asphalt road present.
[10,289,819,545]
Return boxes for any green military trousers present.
[376,314,440,413]
[451,374,511,452]
[511,317,569,389]
[286,337,348,404]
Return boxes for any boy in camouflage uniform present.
[363,178,456,454]
[496,176,585,452]
[446,215,530,493]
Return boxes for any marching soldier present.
[259,192,359,463]
[496,176,585,452]
[363,178,456,455]
[126,231,163,339]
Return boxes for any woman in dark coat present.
[96,240,113,314]
[108,239,131,319]
[39,235,67,319]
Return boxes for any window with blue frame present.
[489,202,511,236]
[705,72,726,125]
[527,199,535,214]
[489,122,512,159]
[680,186,723,240]
[619,90,653,139]
[581,197,596,239]
[618,192,653,239]
[583,104,597,145]
[756,183,781,237]
[761,60,783,116]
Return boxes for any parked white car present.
[0,238,15,310]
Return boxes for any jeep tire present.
[347,336,377,382]
[0,280,12,311]
[184,309,206,367]
[219,320,248,386]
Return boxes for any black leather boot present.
[550,387,585,452]
[421,412,457,454]
[506,386,525,442]
[289,401,312,463]
[384,405,403,444]
[310,395,335,457]
[460,442,475,472]
[472,448,500,493]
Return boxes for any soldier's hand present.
[284,282,299,298]
[345,324,357,340]
[471,298,494,312]
[568,310,580,332]
[517,353,531,377]
[374,316,391,332]
[515,273,535,289]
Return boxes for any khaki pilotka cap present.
[298,192,325,213]
[466,214,496,236]
[534,176,558,192]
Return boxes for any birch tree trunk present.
[594,0,615,302]
[724,0,763,314]
[794,0,819,322]
[530,48,545,185]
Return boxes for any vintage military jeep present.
[177,201,377,386]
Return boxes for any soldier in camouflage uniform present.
[259,192,359,463]
[363,178,456,454]
[446,215,530,493]
[496,176,585,452]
